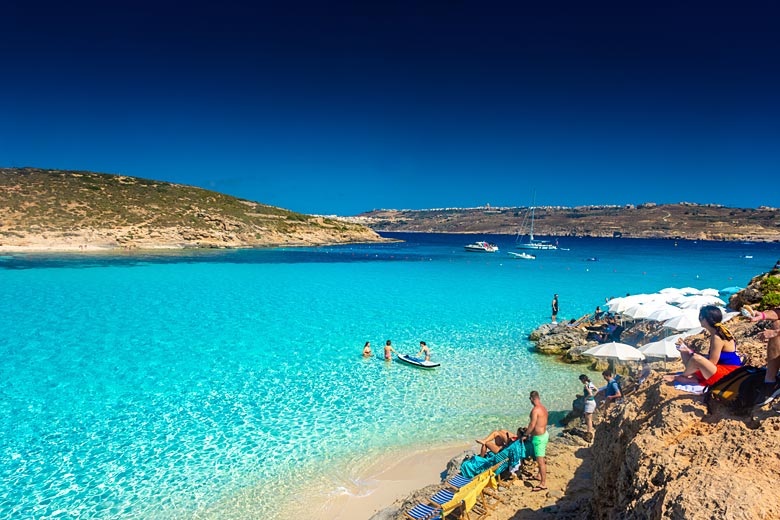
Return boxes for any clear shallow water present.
[1,233,777,519]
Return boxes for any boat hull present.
[516,242,557,250]
[464,241,499,252]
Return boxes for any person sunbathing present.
[475,429,515,457]
[664,305,741,387]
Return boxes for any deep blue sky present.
[2,1,778,215]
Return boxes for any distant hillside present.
[354,203,779,242]
[0,168,383,251]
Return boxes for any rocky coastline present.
[356,205,780,243]
[368,272,780,520]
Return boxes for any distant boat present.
[515,198,558,251]
[741,255,753,259]
[464,241,499,253]
[508,251,536,260]
[586,257,599,262]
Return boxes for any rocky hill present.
[0,168,384,251]
[356,203,780,242]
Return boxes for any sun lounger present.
[405,463,502,520]
[459,438,530,479]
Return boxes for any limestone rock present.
[534,326,590,355]
[563,342,599,363]
[729,271,778,310]
[588,373,780,520]
[529,322,558,341]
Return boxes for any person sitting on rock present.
[664,305,741,387]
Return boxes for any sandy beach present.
[279,442,471,519]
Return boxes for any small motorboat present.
[508,251,536,260]
[586,257,599,262]
[464,241,499,253]
[396,354,440,369]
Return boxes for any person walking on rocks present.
[551,294,559,323]
[522,390,549,492]
[579,374,598,441]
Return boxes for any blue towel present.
[459,439,532,478]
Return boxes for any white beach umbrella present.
[583,341,646,361]
[663,310,702,331]
[646,304,684,322]
[624,301,667,320]
[700,288,720,297]
[679,287,701,295]
[609,295,650,314]
[607,297,640,314]
[722,311,740,323]
[678,295,726,309]
[663,293,688,304]
[660,287,684,294]
[638,338,682,360]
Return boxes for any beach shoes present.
[754,382,780,407]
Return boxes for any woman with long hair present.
[665,305,741,386]
[579,374,598,441]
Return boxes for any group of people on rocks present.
[662,302,780,405]
[576,369,624,441]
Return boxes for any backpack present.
[706,365,767,410]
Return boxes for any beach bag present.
[706,365,766,410]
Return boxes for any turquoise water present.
[1,234,777,519]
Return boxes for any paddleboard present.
[397,354,440,369]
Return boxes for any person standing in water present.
[384,340,397,361]
[417,341,430,361]
[362,341,372,357]
[551,294,559,323]
[522,390,549,491]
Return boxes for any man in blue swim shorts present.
[522,390,549,492]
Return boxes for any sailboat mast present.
[529,206,535,240]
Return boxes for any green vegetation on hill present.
[0,168,379,248]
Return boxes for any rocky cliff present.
[590,373,779,520]
[0,168,385,251]
[586,282,780,519]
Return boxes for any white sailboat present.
[516,201,558,251]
